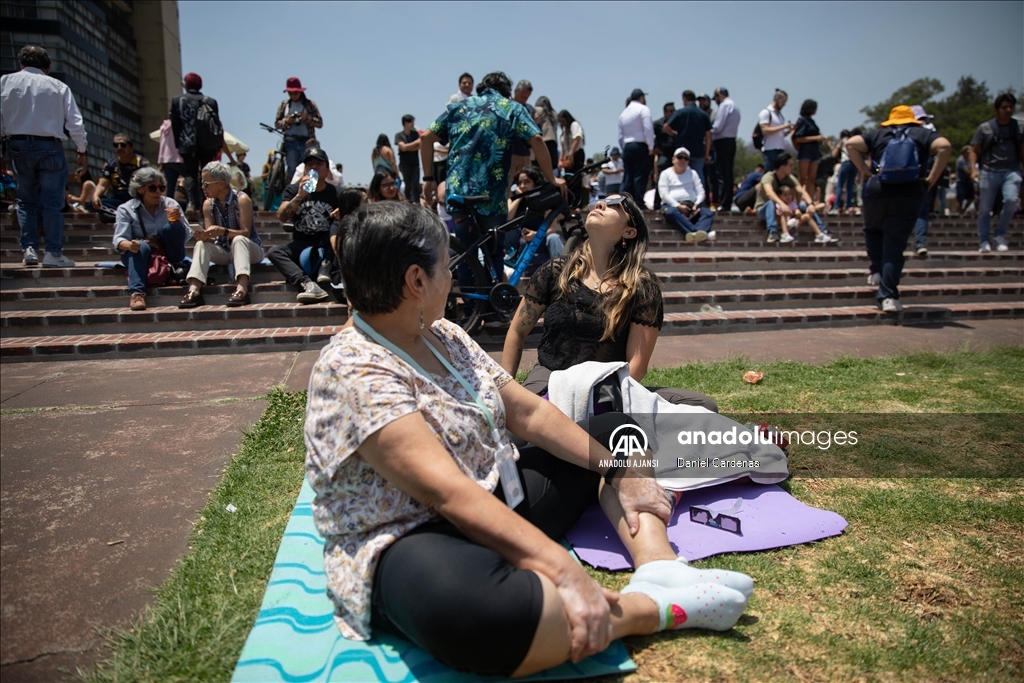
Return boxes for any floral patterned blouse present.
[304,317,515,640]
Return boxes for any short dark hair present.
[401,114,414,125]
[681,90,696,102]
[113,132,133,146]
[754,164,765,171]
[340,202,449,315]
[839,129,851,138]
[799,99,817,117]
[994,92,1017,110]
[459,72,473,83]
[773,151,793,170]
[516,165,545,187]
[663,102,675,113]
[476,71,512,98]
[17,45,50,70]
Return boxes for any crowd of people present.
[3,43,1024,678]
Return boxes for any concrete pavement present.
[1,318,1021,681]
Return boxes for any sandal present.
[178,289,205,309]
[225,289,250,307]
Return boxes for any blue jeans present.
[620,142,649,203]
[977,169,1021,244]
[10,138,68,256]
[545,230,564,258]
[863,186,923,300]
[762,149,781,173]
[834,160,856,209]
[663,206,714,234]
[118,221,189,293]
[283,136,309,183]
[757,201,780,233]
[688,157,706,197]
[796,201,828,233]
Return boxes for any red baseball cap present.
[284,77,306,92]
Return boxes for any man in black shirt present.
[846,105,951,313]
[267,147,339,303]
[664,91,712,191]
[652,101,676,210]
[968,93,1023,252]
[395,115,421,204]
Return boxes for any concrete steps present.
[1,210,1021,361]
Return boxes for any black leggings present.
[369,413,631,676]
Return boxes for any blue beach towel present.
[231,480,637,683]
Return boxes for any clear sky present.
[179,1,1023,186]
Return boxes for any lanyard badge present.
[352,313,524,509]
[493,431,524,509]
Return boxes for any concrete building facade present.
[1,0,181,174]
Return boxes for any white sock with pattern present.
[622,580,748,632]
[632,558,754,598]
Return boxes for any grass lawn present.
[82,347,1024,683]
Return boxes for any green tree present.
[860,77,945,127]
[929,76,994,154]
[733,142,764,181]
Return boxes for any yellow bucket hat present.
[880,105,922,127]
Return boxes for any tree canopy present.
[861,76,1015,160]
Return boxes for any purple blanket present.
[565,482,847,570]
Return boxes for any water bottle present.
[302,169,318,194]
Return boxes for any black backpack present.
[195,97,224,152]
[752,121,765,151]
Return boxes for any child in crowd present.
[777,185,833,243]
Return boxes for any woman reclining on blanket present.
[501,192,718,412]
[305,202,752,677]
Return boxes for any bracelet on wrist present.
[603,465,622,487]
[422,175,434,182]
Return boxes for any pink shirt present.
[158,119,182,164]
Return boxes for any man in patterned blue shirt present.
[420,72,564,292]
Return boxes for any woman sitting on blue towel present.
[304,202,754,676]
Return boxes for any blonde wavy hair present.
[557,192,658,341]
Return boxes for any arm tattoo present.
[518,299,541,331]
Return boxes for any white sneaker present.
[685,230,708,243]
[41,252,76,268]
[297,280,329,303]
[705,230,716,241]
[881,297,903,313]
[779,233,795,243]
[23,246,39,266]
[867,273,881,287]
[979,242,992,253]
[814,233,835,243]
[994,236,1009,252]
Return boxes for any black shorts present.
[369,413,631,676]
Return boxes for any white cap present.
[673,147,691,158]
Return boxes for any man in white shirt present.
[446,72,474,105]
[758,89,795,174]
[658,147,715,242]
[617,88,655,202]
[601,147,624,195]
[711,87,741,211]
[1,45,86,267]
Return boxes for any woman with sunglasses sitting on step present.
[501,192,717,411]
[111,167,191,311]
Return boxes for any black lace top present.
[524,257,664,371]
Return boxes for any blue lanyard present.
[351,312,497,433]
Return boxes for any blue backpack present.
[877,126,920,184]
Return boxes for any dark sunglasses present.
[674,154,690,161]
[602,196,638,228]
[146,184,167,193]
[113,142,130,148]
[689,506,742,535]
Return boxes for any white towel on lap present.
[546,361,788,491]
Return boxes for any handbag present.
[129,204,173,287]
